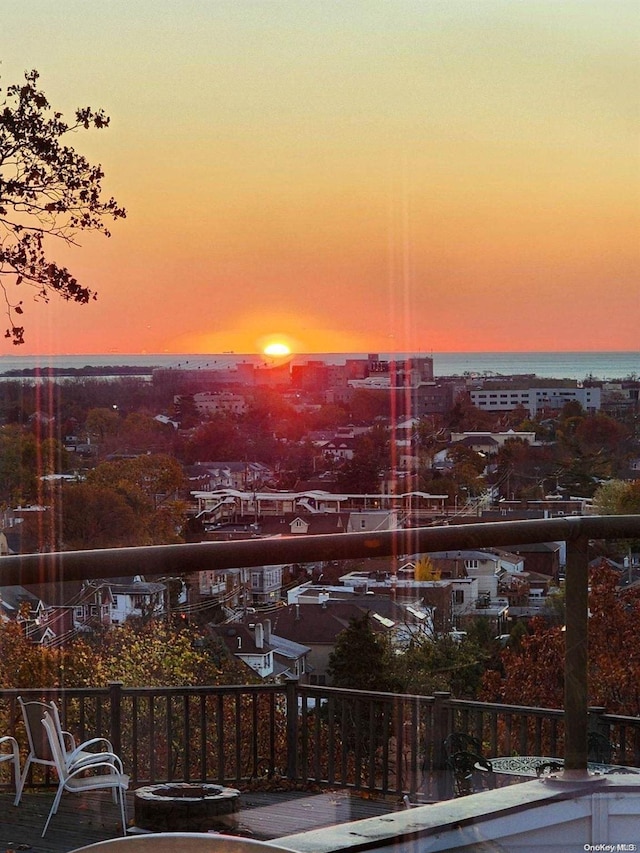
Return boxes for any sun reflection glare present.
[263,342,292,357]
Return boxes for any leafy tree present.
[495,437,554,500]
[180,415,244,464]
[447,444,487,495]
[447,394,496,432]
[0,619,248,689]
[79,455,187,545]
[327,613,396,691]
[60,482,143,549]
[337,425,390,494]
[87,454,185,508]
[391,633,491,698]
[0,69,125,344]
[0,425,38,502]
[593,480,640,515]
[481,564,640,716]
[413,417,447,467]
[349,389,389,423]
[414,556,440,581]
[85,407,120,441]
[0,621,62,687]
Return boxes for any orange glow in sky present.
[1,2,638,356]
[263,342,291,357]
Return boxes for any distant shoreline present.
[0,351,637,383]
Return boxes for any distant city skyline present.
[2,1,638,356]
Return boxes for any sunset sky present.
[1,1,638,356]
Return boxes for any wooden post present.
[108,681,124,759]
[432,691,451,799]
[285,678,299,781]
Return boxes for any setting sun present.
[263,342,292,357]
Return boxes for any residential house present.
[78,578,167,626]
[248,565,284,607]
[211,619,310,682]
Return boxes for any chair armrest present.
[69,750,124,774]
[60,729,77,752]
[0,735,19,756]
[67,760,129,786]
[67,737,114,763]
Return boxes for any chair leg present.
[11,745,20,798]
[14,755,32,806]
[118,787,128,835]
[41,784,64,837]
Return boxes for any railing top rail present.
[447,698,564,716]
[0,684,286,700]
[1,515,638,586]
[298,684,437,704]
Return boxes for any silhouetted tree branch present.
[0,69,125,343]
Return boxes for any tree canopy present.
[0,69,125,343]
[481,564,640,716]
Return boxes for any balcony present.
[1,515,640,851]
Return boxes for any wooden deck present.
[0,788,403,853]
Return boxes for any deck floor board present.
[0,788,401,852]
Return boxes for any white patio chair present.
[40,710,129,837]
[15,695,119,805]
[0,735,20,794]
[69,834,294,852]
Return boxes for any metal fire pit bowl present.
[134,783,240,832]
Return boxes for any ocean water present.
[0,351,637,381]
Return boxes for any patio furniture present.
[447,750,494,797]
[587,731,613,763]
[69,836,295,852]
[0,735,20,793]
[443,732,494,797]
[488,755,640,778]
[15,695,118,805]
[443,732,485,758]
[40,710,129,837]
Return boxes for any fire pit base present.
[134,783,240,832]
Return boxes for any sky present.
[1,1,638,356]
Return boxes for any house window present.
[465,559,478,570]
[454,590,464,604]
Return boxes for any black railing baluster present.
[300,691,309,783]
[199,693,206,781]
[354,697,363,790]
[268,691,276,778]
[394,698,403,797]
[285,679,298,782]
[409,698,419,797]
[166,694,173,779]
[149,694,156,783]
[131,694,139,785]
[183,692,190,781]
[367,700,376,791]
[216,693,224,783]
[234,693,242,783]
[251,692,259,778]
[381,699,390,794]
[327,695,335,786]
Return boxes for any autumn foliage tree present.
[0,69,125,343]
[481,564,640,716]
[0,619,247,689]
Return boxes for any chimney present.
[255,623,264,649]
[263,619,271,644]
